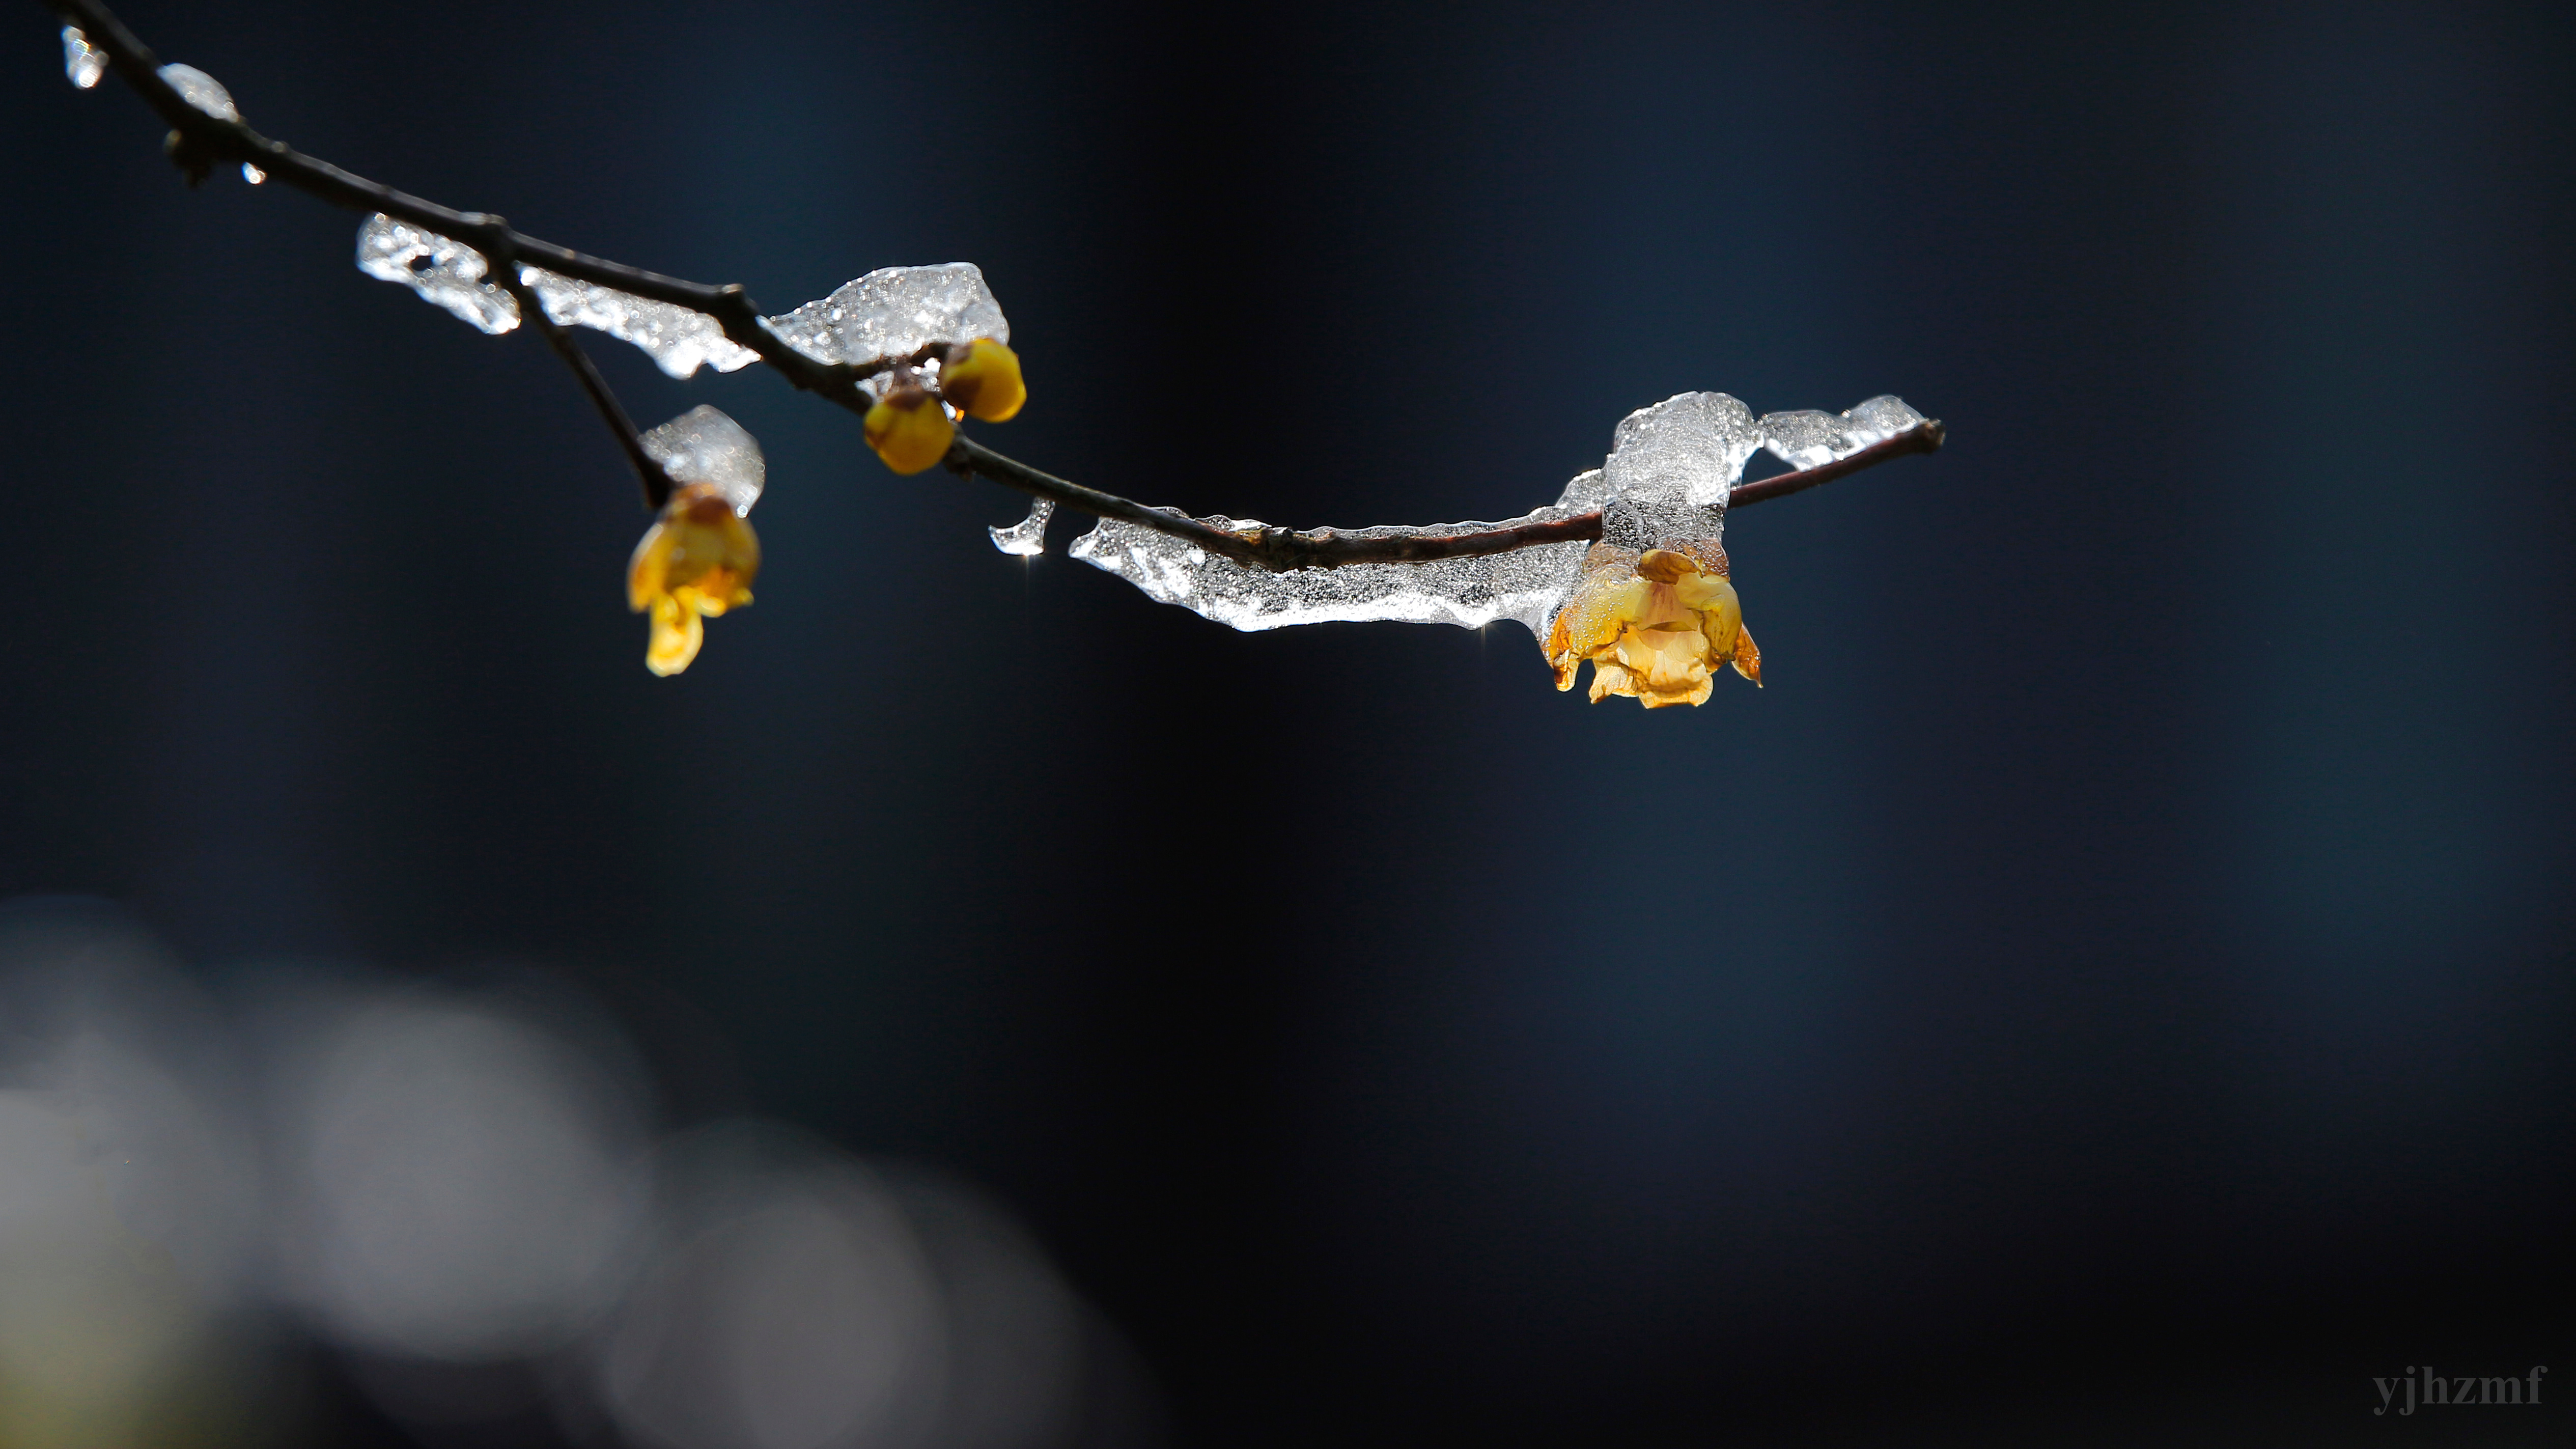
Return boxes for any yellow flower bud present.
[1543,542,1754,707]
[939,337,1026,423]
[863,378,957,475]
[628,483,760,676]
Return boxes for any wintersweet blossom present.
[862,375,957,475]
[938,338,1026,422]
[1545,543,1759,708]
[627,483,760,676]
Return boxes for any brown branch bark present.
[46,0,1942,569]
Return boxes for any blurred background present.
[4,1,2572,1443]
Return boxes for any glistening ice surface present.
[155,63,237,122]
[356,214,520,335]
[762,264,1010,370]
[1757,395,1928,470]
[640,406,764,515]
[521,267,760,379]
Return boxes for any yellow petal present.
[628,518,675,612]
[940,338,1026,423]
[864,384,958,475]
[645,594,704,676]
[1731,623,1762,685]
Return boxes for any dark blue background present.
[7,1,2572,1441]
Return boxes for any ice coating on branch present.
[520,268,760,379]
[1068,392,1780,637]
[241,163,266,185]
[61,26,105,89]
[156,64,237,122]
[1757,395,1927,470]
[356,214,519,335]
[1068,468,1618,636]
[1598,392,1758,549]
[639,406,763,516]
[763,264,1009,369]
[990,498,1055,557]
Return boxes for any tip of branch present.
[1918,419,1946,452]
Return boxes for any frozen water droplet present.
[989,498,1054,556]
[518,268,759,379]
[763,264,1009,369]
[355,214,519,335]
[240,162,266,185]
[1757,396,1927,470]
[155,63,238,122]
[640,406,763,516]
[61,26,106,89]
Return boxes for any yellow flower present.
[938,337,1026,422]
[627,482,760,676]
[1545,543,1759,707]
[863,377,957,475]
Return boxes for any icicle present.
[989,498,1054,556]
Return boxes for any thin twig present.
[46,0,1943,570]
[490,257,673,511]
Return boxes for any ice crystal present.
[639,406,763,516]
[520,268,760,379]
[990,498,1055,557]
[61,26,105,89]
[156,63,237,122]
[1757,395,1927,470]
[1071,393,1923,642]
[356,214,520,335]
[240,162,266,185]
[762,264,1009,370]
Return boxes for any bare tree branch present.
[43,0,1942,571]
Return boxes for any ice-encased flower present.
[628,406,766,676]
[629,486,760,677]
[1545,543,1757,708]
